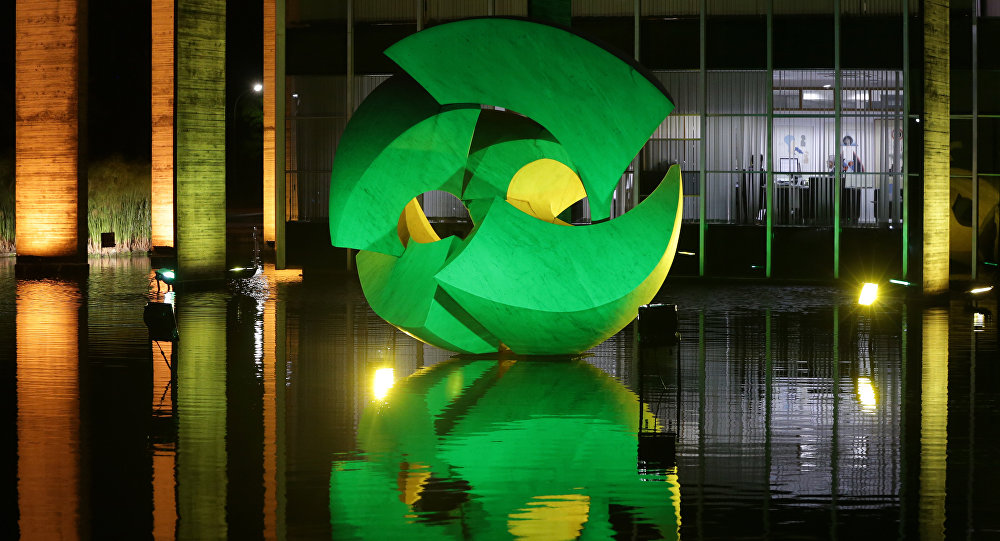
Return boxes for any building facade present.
[277,0,1000,284]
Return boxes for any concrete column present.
[152,0,175,249]
[14,0,88,274]
[264,0,277,245]
[275,0,287,269]
[175,0,227,284]
[922,0,950,295]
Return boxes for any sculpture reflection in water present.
[330,358,681,539]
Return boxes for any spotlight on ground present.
[858,282,878,306]
[372,368,395,401]
[154,268,176,291]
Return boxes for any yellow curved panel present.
[396,198,441,247]
[506,158,586,225]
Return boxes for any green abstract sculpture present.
[329,18,681,355]
[330,359,680,538]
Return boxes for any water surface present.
[1,257,998,539]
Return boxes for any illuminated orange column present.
[15,0,86,259]
[152,0,175,248]
[16,280,82,539]
[263,0,277,244]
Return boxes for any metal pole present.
[833,0,842,280]
[972,1,979,279]
[345,0,354,271]
[634,0,640,63]
[633,0,641,212]
[902,0,909,279]
[766,0,774,278]
[699,0,707,276]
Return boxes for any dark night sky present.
[2,2,12,155]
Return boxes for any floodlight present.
[858,283,878,305]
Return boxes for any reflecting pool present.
[1,257,998,539]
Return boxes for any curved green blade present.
[356,237,500,354]
[386,18,674,220]
[435,166,683,355]
[328,76,480,256]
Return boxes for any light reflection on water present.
[0,257,998,539]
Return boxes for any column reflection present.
[175,292,228,539]
[16,279,83,539]
[919,308,948,541]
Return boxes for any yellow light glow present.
[373,368,395,400]
[858,283,878,306]
[856,376,877,410]
[969,286,993,295]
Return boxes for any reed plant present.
[0,150,13,254]
[0,153,151,255]
[88,156,152,254]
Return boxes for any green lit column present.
[175,292,228,539]
[175,0,226,284]
[922,0,950,295]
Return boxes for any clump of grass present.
[88,156,152,254]
[0,150,13,254]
